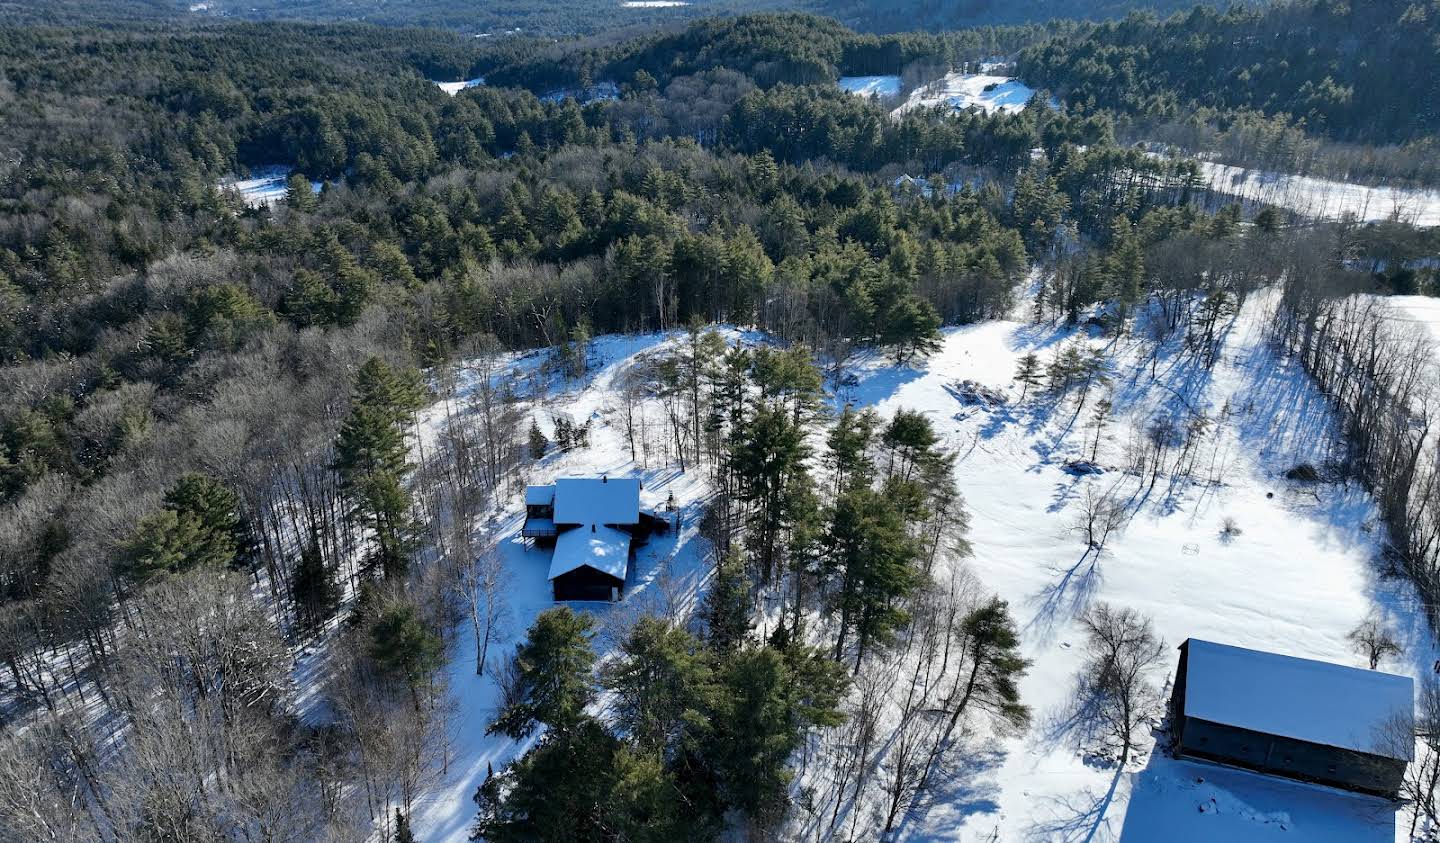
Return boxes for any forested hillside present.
[0,9,1438,843]
[1019,0,1440,183]
[21,0,1222,38]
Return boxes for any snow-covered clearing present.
[540,81,621,104]
[216,165,321,208]
[401,292,1428,841]
[433,77,485,95]
[838,75,902,99]
[1189,160,1440,227]
[1390,296,1440,348]
[813,291,1429,841]
[893,72,1053,117]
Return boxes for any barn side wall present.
[1177,717,1405,797]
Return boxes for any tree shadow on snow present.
[1025,551,1103,640]
[895,744,1007,836]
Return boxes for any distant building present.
[1169,639,1414,798]
[521,476,667,601]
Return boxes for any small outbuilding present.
[1169,639,1414,798]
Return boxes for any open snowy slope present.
[892,72,1052,116]
[405,297,1427,842]
[832,296,1429,841]
[1189,160,1440,227]
[838,75,902,98]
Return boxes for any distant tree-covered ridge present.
[8,0,1223,38]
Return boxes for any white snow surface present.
[1182,639,1413,758]
[838,75,902,98]
[1390,296,1440,347]
[549,524,632,580]
[433,77,485,95]
[216,165,321,208]
[404,296,1428,842]
[551,476,640,526]
[893,72,1051,116]
[1190,159,1440,226]
[807,292,1429,842]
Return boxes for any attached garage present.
[1169,639,1414,798]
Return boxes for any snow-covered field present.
[216,165,321,208]
[893,72,1052,116]
[838,75,902,99]
[433,77,485,95]
[403,293,1429,841]
[1392,296,1440,347]
[824,295,1429,840]
[1191,160,1440,227]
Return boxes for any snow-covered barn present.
[1169,639,1414,798]
[521,476,667,601]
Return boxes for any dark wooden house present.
[1169,639,1413,798]
[521,476,668,602]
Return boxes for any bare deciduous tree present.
[1070,484,1129,558]
[1348,616,1403,670]
[1072,602,1166,769]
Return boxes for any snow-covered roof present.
[525,484,555,506]
[552,477,640,526]
[548,523,630,581]
[1181,639,1414,759]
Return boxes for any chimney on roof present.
[602,474,608,483]
[591,523,596,532]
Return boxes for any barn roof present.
[1181,639,1414,760]
[548,523,630,581]
[552,477,641,526]
[525,484,555,506]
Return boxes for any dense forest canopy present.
[1020,0,1440,147]
[0,0,1227,37]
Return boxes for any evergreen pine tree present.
[1014,352,1042,400]
[394,808,417,843]
[824,485,922,669]
[369,602,444,706]
[702,550,753,653]
[292,533,340,634]
[730,404,811,585]
[702,644,845,828]
[603,616,712,756]
[527,419,548,460]
[489,607,597,739]
[334,357,422,580]
[286,172,317,212]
